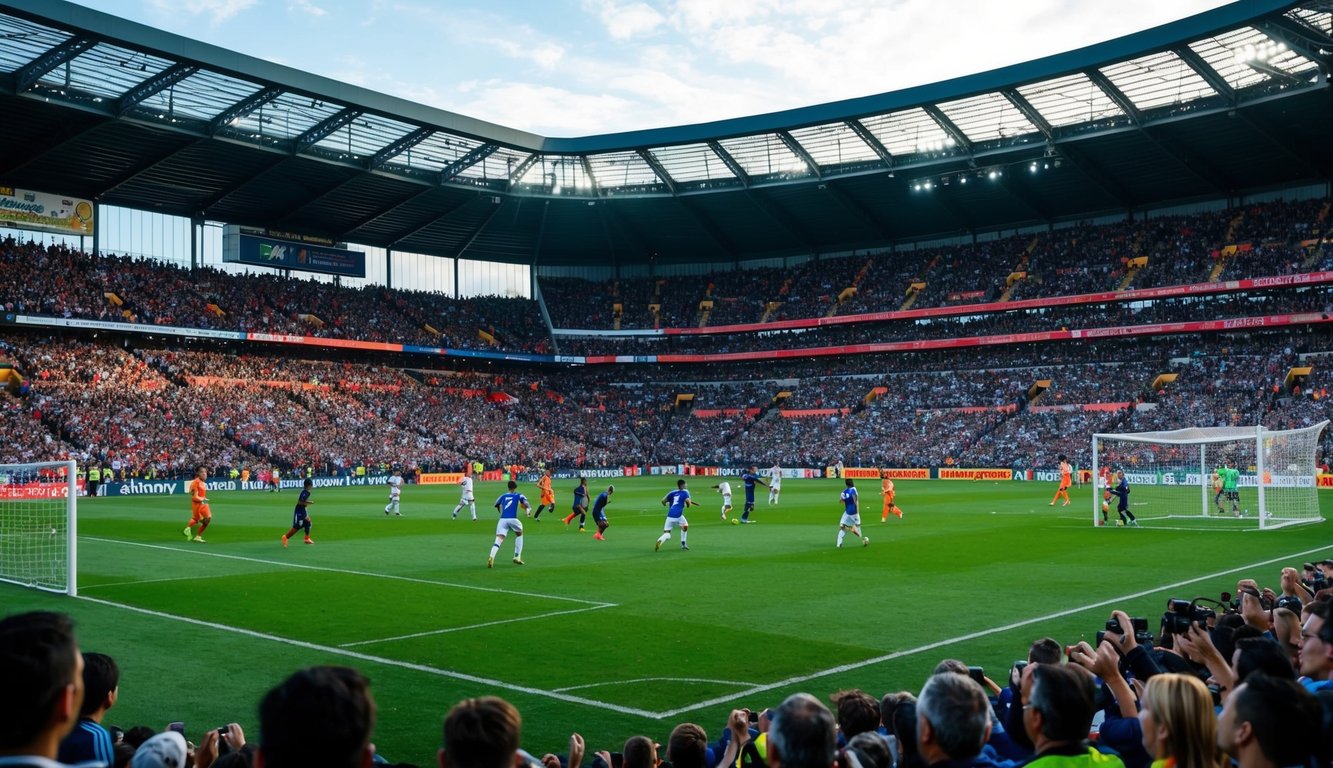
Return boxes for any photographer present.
[1066,639,1147,768]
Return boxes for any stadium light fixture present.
[1233,40,1287,65]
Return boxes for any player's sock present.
[470,503,477,520]
[656,533,669,550]
[281,534,289,547]
[514,537,524,558]
[563,513,574,525]
[489,543,501,562]
[837,529,846,547]
[183,525,193,539]
[680,531,687,547]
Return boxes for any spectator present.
[767,693,837,768]
[666,723,709,768]
[258,666,374,768]
[1022,664,1124,768]
[915,673,995,768]
[130,731,188,768]
[0,611,84,766]
[831,690,881,743]
[1136,673,1221,768]
[1299,600,1333,691]
[1216,674,1321,768]
[441,696,522,768]
[57,651,119,766]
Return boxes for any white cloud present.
[583,0,666,40]
[148,0,259,25]
[288,0,327,18]
[447,81,639,137]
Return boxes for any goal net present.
[0,460,77,595]
[1091,421,1327,530]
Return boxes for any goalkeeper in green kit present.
[1219,460,1242,517]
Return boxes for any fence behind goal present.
[1091,421,1327,530]
[0,460,77,595]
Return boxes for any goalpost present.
[1091,421,1327,530]
[0,460,78,595]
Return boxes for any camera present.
[1161,598,1216,635]
[1096,616,1152,647]
[748,710,759,724]
[217,726,232,756]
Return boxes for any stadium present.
[1,0,1332,765]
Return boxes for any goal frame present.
[0,459,78,596]
[1091,422,1327,530]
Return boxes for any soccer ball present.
[1116,519,1124,527]
[730,518,740,526]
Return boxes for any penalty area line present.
[340,604,615,648]
[654,543,1333,719]
[74,594,657,719]
[84,536,615,608]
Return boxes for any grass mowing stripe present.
[85,536,616,607]
[653,543,1333,719]
[74,594,661,719]
[338,604,615,647]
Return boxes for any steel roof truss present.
[386,194,476,248]
[370,126,433,170]
[504,152,540,190]
[209,86,282,135]
[294,107,361,154]
[1085,70,1144,124]
[1258,16,1333,75]
[776,130,822,179]
[1001,89,1054,141]
[99,137,207,198]
[636,149,678,194]
[452,201,505,260]
[843,119,894,165]
[13,35,96,93]
[199,154,291,216]
[580,155,599,194]
[1173,46,1236,104]
[707,141,751,186]
[116,62,198,116]
[922,105,974,155]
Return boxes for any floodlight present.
[987,170,999,180]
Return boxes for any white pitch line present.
[652,544,1333,719]
[340,604,615,648]
[555,676,761,693]
[80,575,203,590]
[84,537,615,608]
[74,594,657,718]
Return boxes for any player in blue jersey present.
[590,485,614,540]
[837,478,869,548]
[739,465,769,523]
[1108,470,1139,527]
[563,476,590,531]
[281,478,315,547]
[656,478,700,551]
[489,480,530,567]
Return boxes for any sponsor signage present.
[104,474,394,496]
[0,187,94,236]
[939,468,1014,480]
[225,231,366,278]
[842,467,929,479]
[419,473,466,485]
[0,481,76,499]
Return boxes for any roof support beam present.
[452,200,505,260]
[996,168,1052,224]
[707,141,751,186]
[271,169,366,226]
[387,195,480,249]
[844,119,893,166]
[199,155,291,216]
[677,198,739,258]
[209,87,282,135]
[636,149,678,194]
[505,152,540,191]
[1002,90,1054,142]
[12,36,96,93]
[1085,70,1143,124]
[922,105,974,157]
[1139,125,1233,195]
[293,108,361,154]
[776,130,822,179]
[97,137,207,199]
[0,115,107,177]
[1234,107,1333,179]
[116,63,198,116]
[1173,46,1235,104]
[334,183,439,241]
[1257,16,1333,76]
[369,126,433,170]
[580,155,600,195]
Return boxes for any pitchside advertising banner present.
[0,187,94,237]
[101,474,394,496]
[224,230,366,278]
[1033,468,1318,488]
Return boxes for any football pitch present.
[4,476,1331,765]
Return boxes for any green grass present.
[4,477,1331,765]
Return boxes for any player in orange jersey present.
[183,465,212,542]
[532,469,556,520]
[1049,454,1072,507]
[880,470,903,521]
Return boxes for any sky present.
[67,0,1233,138]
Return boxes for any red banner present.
[780,408,852,417]
[0,481,75,499]
[419,473,466,485]
[843,467,929,479]
[939,468,1014,481]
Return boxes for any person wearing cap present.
[0,611,84,768]
[130,731,188,768]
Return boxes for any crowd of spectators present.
[8,554,1331,767]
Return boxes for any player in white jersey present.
[711,480,733,520]
[452,473,477,520]
[383,468,403,516]
[768,464,783,504]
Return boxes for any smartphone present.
[967,665,985,685]
[748,710,759,724]
[218,726,232,756]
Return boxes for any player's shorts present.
[573,502,587,514]
[592,508,607,523]
[540,491,555,505]
[840,512,862,528]
[389,490,401,500]
[721,494,732,506]
[459,493,474,503]
[189,506,210,525]
[292,510,309,527]
[1224,491,1239,501]
[663,515,687,530]
[495,518,523,537]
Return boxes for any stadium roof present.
[1,0,1331,268]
